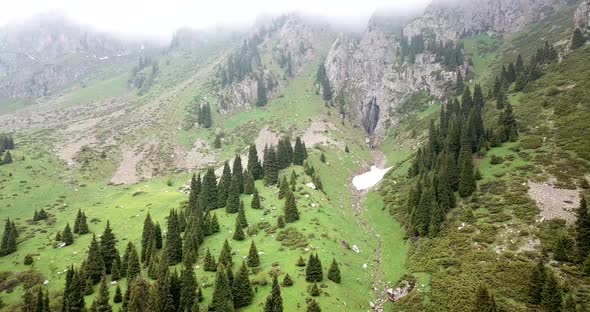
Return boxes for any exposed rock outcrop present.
[575,0,590,31]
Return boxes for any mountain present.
[1,1,590,311]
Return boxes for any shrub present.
[23,255,34,265]
[490,155,504,165]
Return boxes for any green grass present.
[49,74,132,109]
[0,98,34,114]
[462,34,500,81]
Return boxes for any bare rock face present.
[324,22,456,140]
[0,13,137,98]
[217,14,332,113]
[405,0,568,41]
[575,1,590,31]
[324,0,568,140]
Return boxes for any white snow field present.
[352,166,392,190]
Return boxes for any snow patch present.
[352,166,392,190]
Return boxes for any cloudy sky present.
[0,0,431,39]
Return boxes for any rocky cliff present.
[575,0,590,31]
[0,13,138,98]
[323,0,569,141]
[217,14,332,113]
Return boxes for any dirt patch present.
[174,139,217,170]
[302,119,341,148]
[527,181,579,223]
[110,143,155,185]
[56,135,98,166]
[254,127,280,157]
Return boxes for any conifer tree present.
[202,167,218,211]
[153,223,163,249]
[209,266,234,312]
[100,221,118,274]
[62,222,74,246]
[247,241,260,267]
[94,276,113,312]
[85,234,106,284]
[307,299,321,312]
[226,177,240,213]
[256,78,268,107]
[278,176,288,199]
[166,209,183,265]
[140,213,154,263]
[293,137,305,165]
[458,144,476,197]
[216,162,231,208]
[128,278,150,312]
[251,188,262,209]
[68,270,86,312]
[219,239,233,268]
[541,272,562,312]
[204,248,217,271]
[22,289,34,312]
[126,243,141,281]
[305,253,323,282]
[0,218,17,255]
[111,258,121,281]
[309,282,321,296]
[327,258,341,283]
[473,285,497,312]
[243,170,255,194]
[283,191,300,223]
[247,143,263,180]
[530,258,546,304]
[571,28,586,50]
[232,216,245,241]
[282,273,294,286]
[179,262,198,311]
[576,196,590,262]
[263,146,279,186]
[238,201,248,228]
[264,275,283,312]
[455,70,464,95]
[233,261,254,308]
[3,150,12,164]
[232,155,244,194]
[199,103,213,128]
[114,285,123,303]
[211,214,221,233]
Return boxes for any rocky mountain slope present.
[322,0,571,141]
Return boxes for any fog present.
[0,0,431,41]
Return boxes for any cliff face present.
[405,0,568,40]
[323,0,568,140]
[217,14,332,114]
[575,0,590,31]
[0,13,137,98]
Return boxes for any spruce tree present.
[247,241,260,267]
[243,170,255,194]
[293,137,305,165]
[455,70,464,95]
[233,261,254,308]
[209,266,234,312]
[458,144,476,197]
[251,188,262,209]
[126,243,141,281]
[219,239,233,268]
[575,196,590,262]
[232,155,244,194]
[62,222,74,246]
[473,285,497,312]
[226,177,240,213]
[3,150,12,164]
[204,248,217,271]
[179,262,198,311]
[128,278,150,312]
[247,143,263,180]
[327,258,341,283]
[541,272,562,312]
[283,190,299,223]
[571,28,586,50]
[238,201,248,228]
[305,253,323,282]
[256,78,268,107]
[154,223,163,249]
[68,270,86,312]
[211,214,221,233]
[263,275,283,312]
[263,145,279,186]
[85,234,106,284]
[307,299,321,312]
[282,273,293,286]
[309,282,321,296]
[277,216,286,228]
[0,218,17,255]
[140,213,154,262]
[94,276,113,312]
[232,216,245,241]
[214,135,222,148]
[73,209,83,233]
[530,258,546,304]
[278,176,288,199]
[111,258,121,281]
[166,209,183,265]
[113,285,123,303]
[100,221,118,274]
[202,167,218,211]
